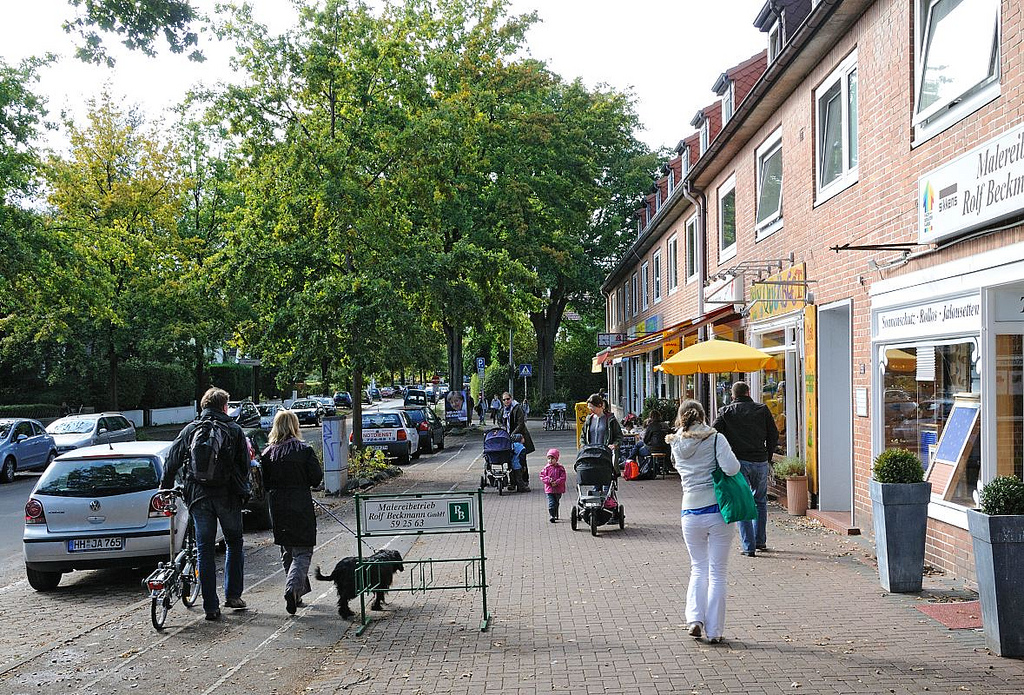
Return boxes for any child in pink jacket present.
[539,448,567,523]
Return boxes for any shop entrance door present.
[818,302,853,512]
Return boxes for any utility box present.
[322,416,349,494]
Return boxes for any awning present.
[591,348,612,373]
[596,304,736,364]
[655,338,777,375]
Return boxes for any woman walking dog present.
[667,399,742,644]
[260,410,324,614]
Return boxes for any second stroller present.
[570,444,625,536]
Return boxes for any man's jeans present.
[737,460,769,553]
[191,495,244,614]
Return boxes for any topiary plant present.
[872,448,924,484]
[772,456,805,478]
[979,476,1024,516]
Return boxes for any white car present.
[45,413,137,455]
[357,410,420,464]
[23,441,188,591]
[257,403,282,430]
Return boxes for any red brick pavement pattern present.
[304,428,1024,694]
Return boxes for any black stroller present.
[570,445,625,536]
[481,428,515,495]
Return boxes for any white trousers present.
[681,512,734,640]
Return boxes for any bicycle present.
[144,488,200,630]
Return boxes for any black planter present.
[869,480,932,593]
[967,509,1024,657]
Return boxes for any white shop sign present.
[919,123,1024,245]
[876,295,981,342]
[361,496,476,533]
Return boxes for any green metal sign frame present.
[353,489,489,635]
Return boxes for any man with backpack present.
[161,387,250,620]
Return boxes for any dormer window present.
[681,147,689,178]
[668,167,676,193]
[700,120,709,154]
[768,22,782,64]
[656,187,662,210]
[722,83,734,124]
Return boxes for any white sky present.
[1,0,768,152]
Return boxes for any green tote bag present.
[710,434,757,524]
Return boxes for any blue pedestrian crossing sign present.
[518,364,533,378]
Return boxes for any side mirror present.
[98,428,108,435]
[16,434,28,443]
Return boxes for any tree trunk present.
[320,357,330,396]
[530,287,568,402]
[352,368,363,448]
[193,342,205,413]
[108,324,119,411]
[443,320,464,396]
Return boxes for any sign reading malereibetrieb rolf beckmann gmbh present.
[919,123,1024,245]
[361,496,476,533]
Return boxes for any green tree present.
[63,0,203,66]
[44,92,183,409]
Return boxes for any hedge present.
[0,403,61,419]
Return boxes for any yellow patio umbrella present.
[654,338,778,375]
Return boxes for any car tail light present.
[418,422,429,432]
[397,429,407,441]
[25,499,46,525]
[149,493,173,518]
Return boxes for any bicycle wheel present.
[151,595,170,631]
[181,520,200,608]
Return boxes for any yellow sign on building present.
[749,264,807,322]
[804,304,818,493]
[663,338,681,359]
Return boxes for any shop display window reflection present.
[882,342,979,507]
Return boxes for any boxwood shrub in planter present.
[869,448,930,593]
[967,475,1024,657]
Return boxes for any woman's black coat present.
[259,441,323,548]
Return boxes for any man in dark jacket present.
[501,392,533,491]
[161,387,250,620]
[712,381,779,557]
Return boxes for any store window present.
[881,341,980,507]
[758,329,788,455]
[995,335,1024,480]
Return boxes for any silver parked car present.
[359,410,420,464]
[22,441,188,591]
[45,413,137,455]
[1,418,58,483]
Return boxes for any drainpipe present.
[683,178,709,411]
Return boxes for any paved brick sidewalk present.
[303,427,1024,694]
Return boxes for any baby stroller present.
[571,445,625,536]
[481,428,514,495]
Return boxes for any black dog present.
[315,549,405,618]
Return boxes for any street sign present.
[518,364,532,378]
[597,333,627,347]
[477,368,485,380]
[564,310,581,321]
[475,357,486,370]
[431,375,440,384]
[238,358,261,366]
[361,495,477,533]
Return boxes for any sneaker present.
[756,545,767,551]
[205,610,221,621]
[707,636,723,644]
[687,622,703,638]
[224,597,247,610]
[741,550,756,557]
[549,517,556,523]
[285,591,297,615]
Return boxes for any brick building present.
[599,0,1024,581]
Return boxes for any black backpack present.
[188,418,234,486]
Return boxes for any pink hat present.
[546,448,560,460]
